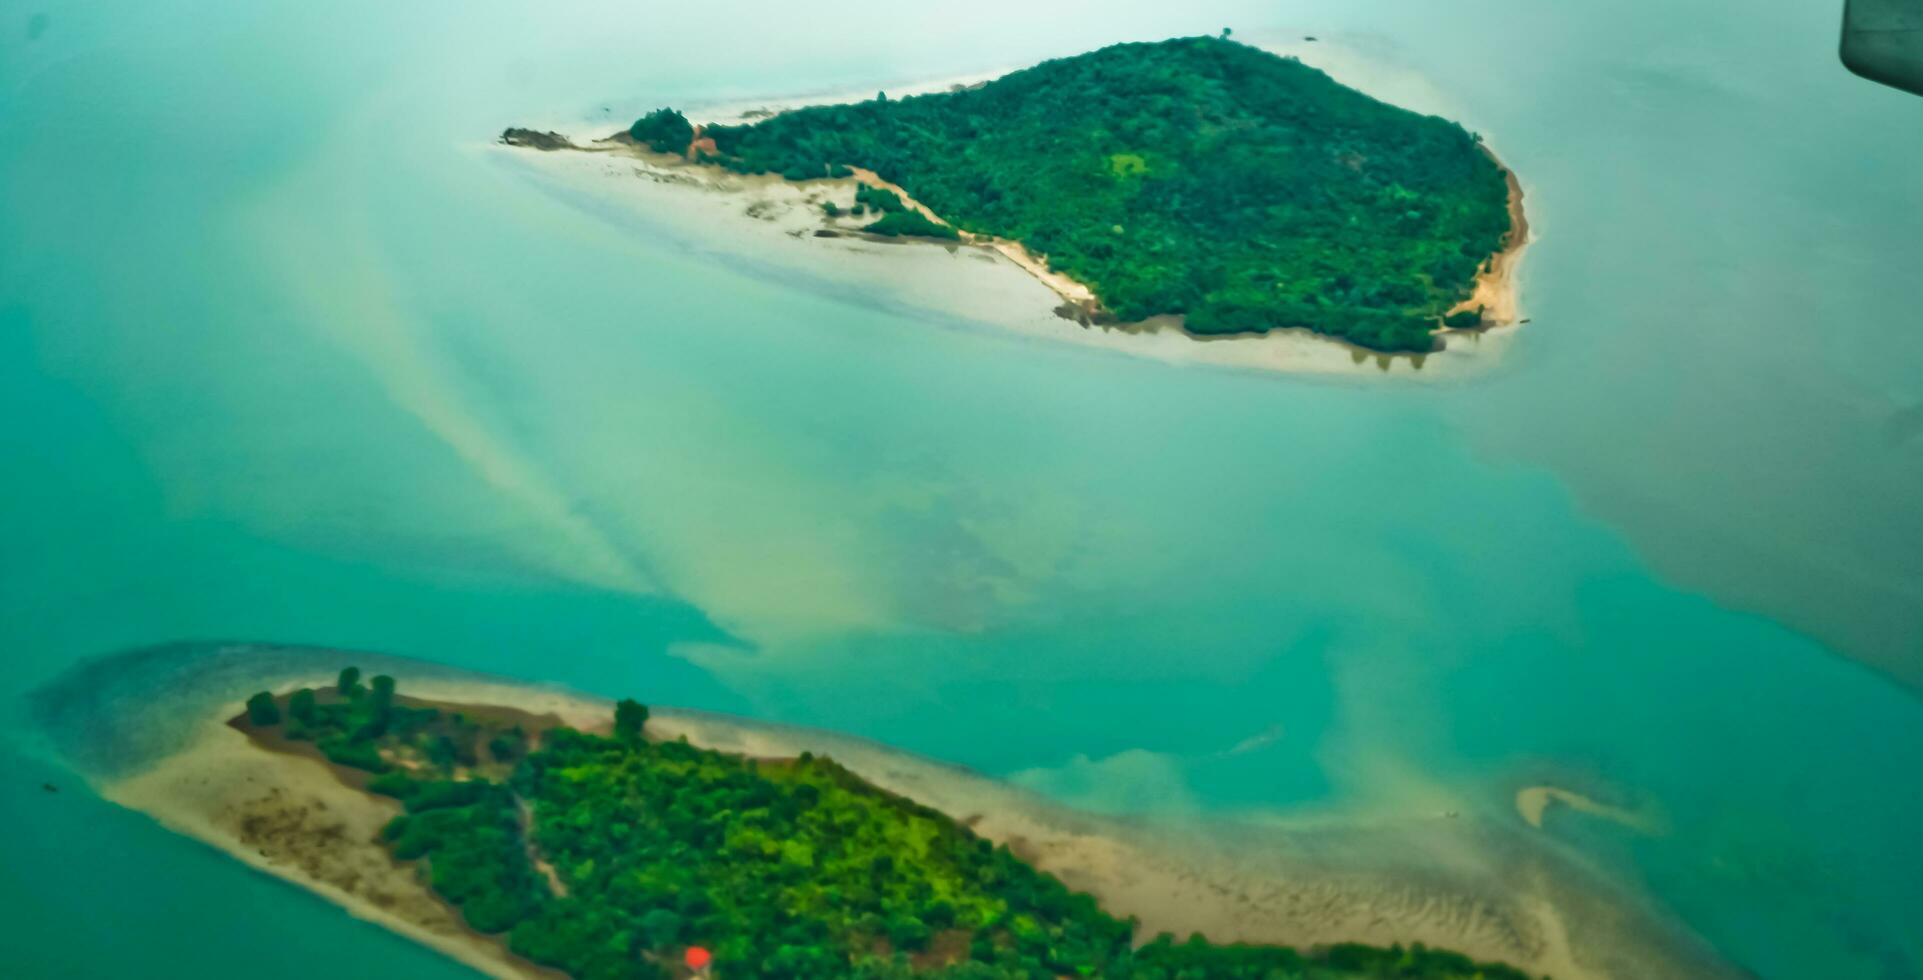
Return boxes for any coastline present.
[53,646,1738,980]
[497,49,1533,380]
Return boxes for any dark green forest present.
[656,36,1514,351]
[244,670,1540,979]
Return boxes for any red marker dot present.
[684,946,712,972]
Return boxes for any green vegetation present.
[245,691,281,726]
[242,669,450,775]
[630,107,695,154]
[243,670,1540,979]
[656,36,1514,351]
[855,185,907,214]
[384,777,542,933]
[614,697,648,742]
[865,210,961,240]
[842,184,957,237]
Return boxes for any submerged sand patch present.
[1517,785,1660,835]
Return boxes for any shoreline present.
[498,48,1532,379]
[56,647,1739,980]
[1448,163,1531,330]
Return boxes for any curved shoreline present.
[36,643,1737,980]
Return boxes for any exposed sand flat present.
[49,645,1738,980]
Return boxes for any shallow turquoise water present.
[4,0,1921,977]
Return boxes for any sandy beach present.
[496,45,1533,381]
[68,650,1735,980]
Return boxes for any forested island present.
[619,36,1520,353]
[235,668,1539,979]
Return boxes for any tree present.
[288,687,318,724]
[245,691,281,726]
[640,907,682,948]
[426,734,459,770]
[338,666,362,698]
[629,107,694,154]
[370,674,397,725]
[615,699,649,742]
[886,914,931,950]
[489,727,525,762]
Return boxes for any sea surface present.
[3,0,1921,977]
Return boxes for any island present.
[219,666,1536,979]
[514,35,1526,355]
[35,643,1742,980]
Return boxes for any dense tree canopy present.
[244,671,1540,980]
[245,691,280,726]
[669,36,1514,351]
[630,108,695,154]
